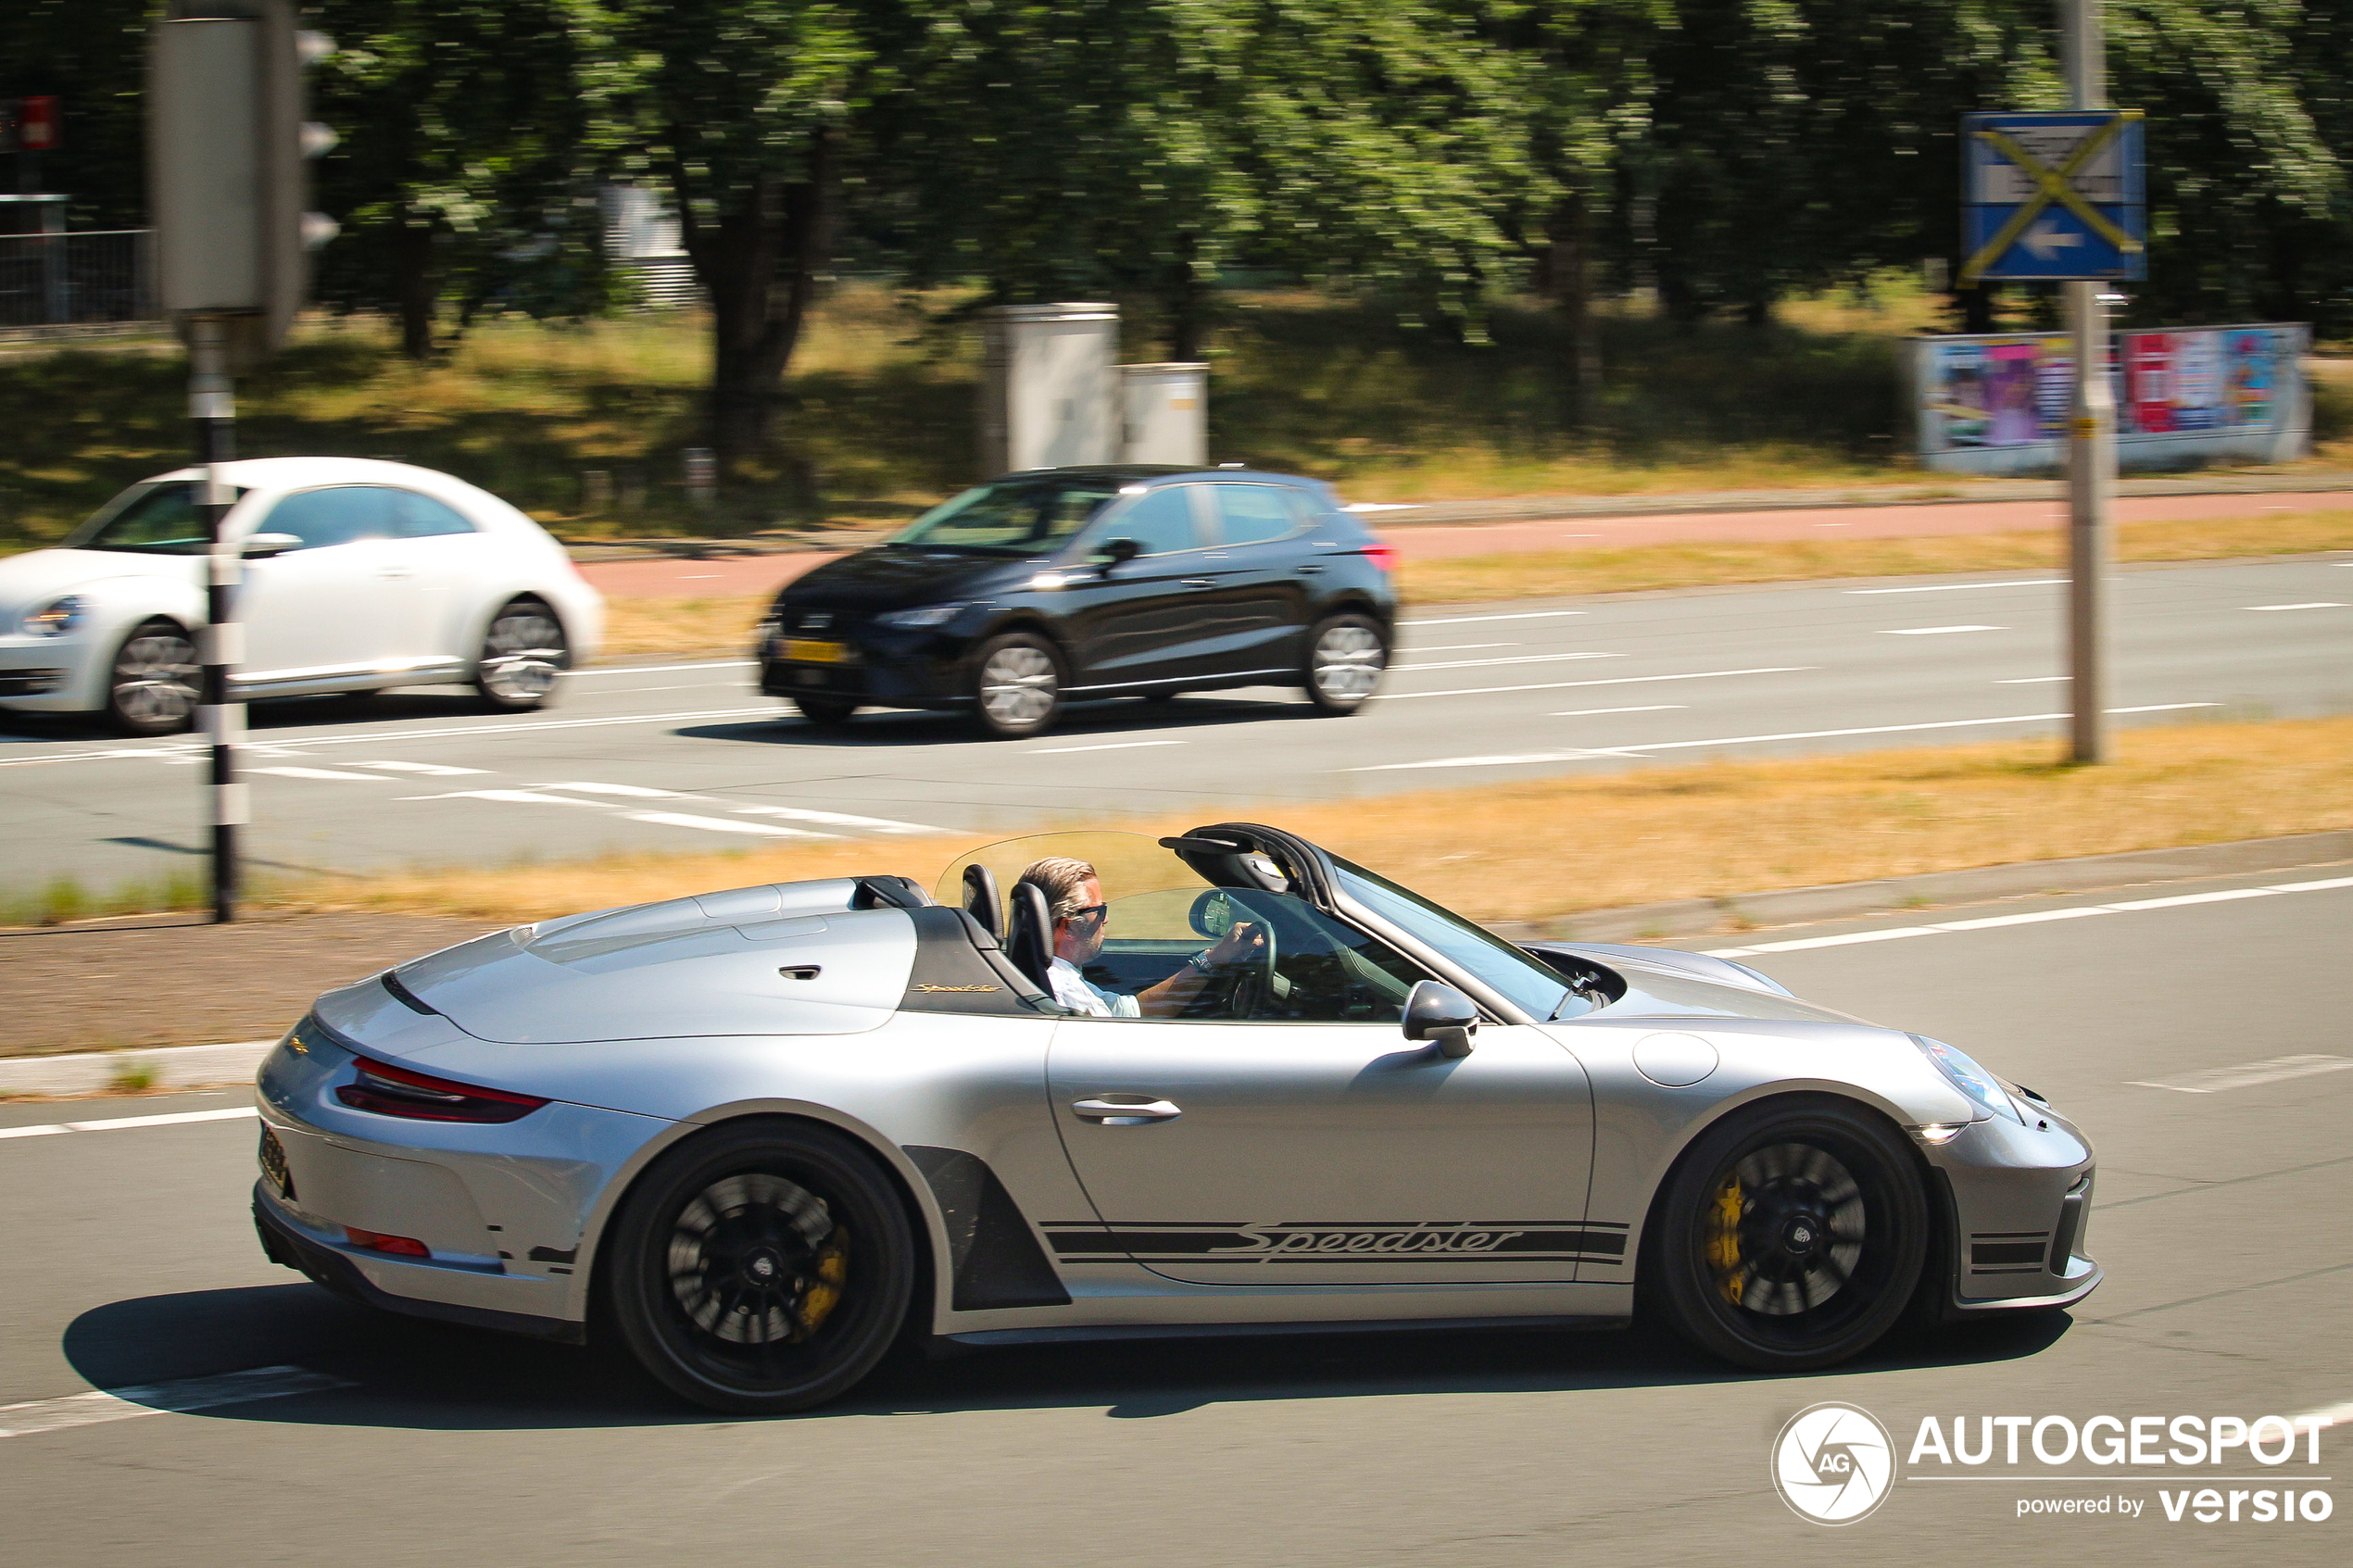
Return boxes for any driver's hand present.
[1202,920,1264,969]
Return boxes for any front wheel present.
[1644,1097,1926,1372]
[969,633,1064,739]
[793,695,859,727]
[602,1121,916,1413]
[1301,613,1388,715]
[107,619,199,735]
[474,599,568,712]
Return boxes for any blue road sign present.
[1960,111,2145,282]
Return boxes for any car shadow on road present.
[677,692,1313,750]
[64,1282,2071,1433]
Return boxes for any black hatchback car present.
[756,466,1398,738]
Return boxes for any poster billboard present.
[1915,322,2307,474]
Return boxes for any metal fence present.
[0,230,156,330]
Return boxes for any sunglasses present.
[1063,903,1108,924]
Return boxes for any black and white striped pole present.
[189,314,243,922]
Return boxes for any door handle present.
[1294,563,1326,574]
[1071,1098,1183,1125]
[1180,578,1217,590]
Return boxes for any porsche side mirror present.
[1403,980,1478,1059]
[1094,536,1141,569]
[241,533,303,558]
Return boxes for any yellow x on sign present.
[1960,111,2144,285]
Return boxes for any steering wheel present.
[1189,889,1279,1019]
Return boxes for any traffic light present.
[146,1,336,362]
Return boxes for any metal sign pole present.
[2063,0,2114,764]
[188,313,244,921]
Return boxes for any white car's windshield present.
[64,482,248,556]
[1331,856,1576,1021]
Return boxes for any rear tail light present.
[345,1226,431,1258]
[1362,542,1399,572]
[336,1056,549,1123]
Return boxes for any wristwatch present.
[1188,950,1216,975]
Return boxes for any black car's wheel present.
[794,695,859,727]
[1301,613,1387,714]
[474,598,568,712]
[970,632,1064,739]
[107,619,199,736]
[1645,1097,1926,1372]
[603,1121,915,1413]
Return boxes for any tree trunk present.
[673,130,835,470]
[395,220,436,361]
[1164,233,1202,361]
[1545,194,1602,427]
[1959,283,1996,335]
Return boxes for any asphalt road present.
[1,555,2347,887]
[1,868,2346,1566]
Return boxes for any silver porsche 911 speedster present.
[251,824,2099,1411]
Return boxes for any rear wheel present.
[1645,1097,1926,1372]
[603,1121,915,1413]
[970,632,1064,739]
[107,619,199,736]
[474,598,568,712]
[1302,613,1387,715]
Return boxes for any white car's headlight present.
[875,603,963,629]
[23,595,84,636]
[1909,1034,2025,1123]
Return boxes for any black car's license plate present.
[257,1124,295,1199]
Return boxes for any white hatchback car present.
[0,458,603,734]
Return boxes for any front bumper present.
[758,633,970,709]
[1924,1105,2102,1317]
[0,633,98,711]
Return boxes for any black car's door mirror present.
[1403,980,1478,1058]
[241,532,304,558]
[1093,536,1141,570]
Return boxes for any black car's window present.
[1332,856,1576,1021]
[1077,885,1431,1024]
[391,490,478,538]
[888,478,1119,556]
[1210,483,1308,546]
[1098,485,1202,557]
[262,486,398,550]
[64,481,248,555]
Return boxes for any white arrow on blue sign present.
[1960,111,2146,282]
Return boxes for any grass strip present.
[247,716,2353,930]
[595,507,2353,659]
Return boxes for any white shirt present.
[1048,956,1140,1019]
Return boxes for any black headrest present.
[851,875,931,910]
[1006,881,1054,992]
[961,863,1002,942]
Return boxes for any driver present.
[1016,856,1264,1019]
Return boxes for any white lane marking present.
[1390,651,1620,672]
[1880,624,2007,635]
[401,788,613,807]
[0,1366,353,1438]
[1025,739,1189,754]
[623,810,836,839]
[2245,602,2347,611]
[1353,705,2219,770]
[1997,675,2071,684]
[1705,875,2353,960]
[356,760,487,775]
[1397,642,1514,653]
[248,766,395,783]
[0,707,785,768]
[1550,705,1687,718]
[1343,501,1420,512]
[1396,610,1588,627]
[2130,1055,2353,1094]
[534,781,682,797]
[2,1107,258,1142]
[730,805,941,834]
[572,660,755,677]
[1848,580,2065,595]
[2294,1401,2353,1426]
[1375,666,1815,702]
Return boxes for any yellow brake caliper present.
[1705,1175,1745,1304]
[794,1228,851,1337]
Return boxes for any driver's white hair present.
[1016,857,1098,921]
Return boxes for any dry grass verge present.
[289,716,2353,928]
[593,509,2353,660]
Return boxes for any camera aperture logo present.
[1772,1402,1897,1524]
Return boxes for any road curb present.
[0,1039,275,1100]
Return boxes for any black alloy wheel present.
[969,631,1065,739]
[1645,1096,1926,1372]
[793,695,859,727]
[107,619,200,736]
[1301,613,1388,715]
[603,1121,915,1413]
[474,598,569,712]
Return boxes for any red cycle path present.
[576,487,2352,602]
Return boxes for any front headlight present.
[1909,1034,2025,1123]
[875,603,963,629]
[23,595,84,636]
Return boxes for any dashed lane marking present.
[401,788,612,808]
[248,767,400,782]
[1396,610,1587,627]
[355,760,486,775]
[1389,651,1622,672]
[0,707,784,769]
[2245,602,2347,611]
[1373,666,1815,702]
[1880,624,2007,635]
[2130,1055,2353,1095]
[0,1107,258,1143]
[0,1366,353,1438]
[1026,739,1189,754]
[623,810,835,838]
[1550,705,1686,718]
[1848,580,2065,595]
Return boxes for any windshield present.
[888,478,1120,556]
[1330,856,1576,1022]
[63,481,247,556]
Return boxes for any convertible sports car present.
[251,825,2099,1412]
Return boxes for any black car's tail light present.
[336,1056,548,1123]
[345,1225,431,1258]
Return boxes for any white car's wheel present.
[475,599,568,712]
[107,619,199,736]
